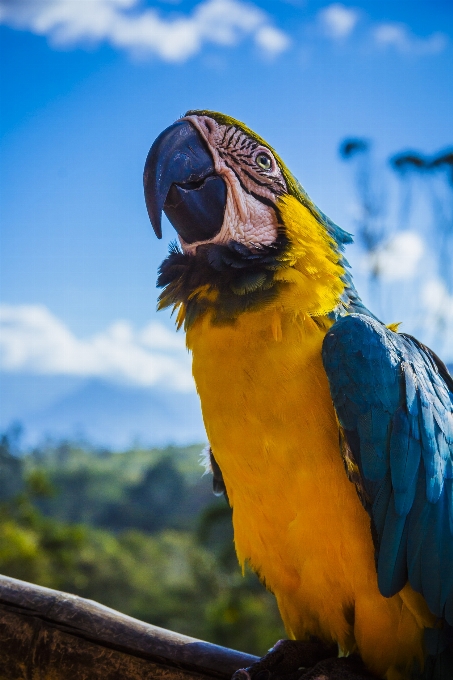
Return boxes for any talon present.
[232,670,252,680]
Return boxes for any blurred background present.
[0,0,452,655]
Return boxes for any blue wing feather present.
[322,314,453,625]
[390,407,421,515]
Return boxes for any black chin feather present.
[157,235,289,327]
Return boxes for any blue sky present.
[1,0,452,437]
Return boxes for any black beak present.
[143,120,227,243]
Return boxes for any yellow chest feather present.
[186,308,433,680]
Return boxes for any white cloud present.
[420,278,453,362]
[421,278,453,323]
[0,0,290,61]
[0,304,194,391]
[255,24,291,55]
[318,3,359,39]
[373,22,447,55]
[367,231,424,281]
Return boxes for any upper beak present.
[143,120,227,243]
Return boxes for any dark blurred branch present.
[339,137,386,274]
[339,138,370,160]
[390,148,453,184]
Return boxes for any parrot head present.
[144,111,356,327]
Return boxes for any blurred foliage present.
[0,428,284,655]
[20,439,213,532]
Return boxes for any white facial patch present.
[180,115,287,255]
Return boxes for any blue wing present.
[322,314,453,625]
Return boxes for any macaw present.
[143,111,453,680]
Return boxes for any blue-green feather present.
[322,314,453,678]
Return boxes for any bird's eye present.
[256,153,272,171]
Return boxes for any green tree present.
[0,431,285,655]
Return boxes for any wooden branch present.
[0,574,258,680]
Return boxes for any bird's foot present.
[232,639,337,680]
[232,641,375,680]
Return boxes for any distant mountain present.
[0,373,206,449]
[2,363,452,450]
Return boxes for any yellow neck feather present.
[274,194,346,318]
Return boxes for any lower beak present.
[143,120,227,243]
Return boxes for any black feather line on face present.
[157,234,290,327]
